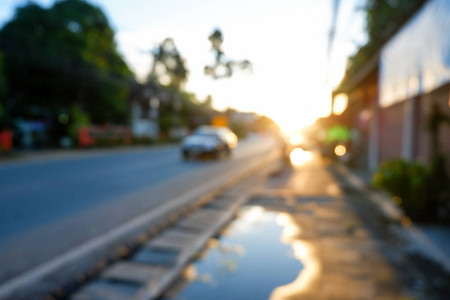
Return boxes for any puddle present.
[160,206,306,300]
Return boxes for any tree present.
[148,38,188,89]
[204,29,252,79]
[343,0,427,80]
[0,0,133,125]
[0,51,7,127]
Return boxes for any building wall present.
[344,71,378,169]
[379,0,450,108]
[376,0,450,169]
[377,83,450,167]
[378,101,404,162]
[415,93,430,164]
[131,102,159,139]
[416,84,450,163]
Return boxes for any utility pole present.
[327,0,341,114]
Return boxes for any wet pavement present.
[161,152,450,300]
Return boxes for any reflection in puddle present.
[161,206,317,300]
[271,215,320,299]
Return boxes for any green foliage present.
[180,92,212,129]
[0,51,6,125]
[373,158,450,222]
[68,104,90,141]
[364,0,426,44]
[428,156,450,220]
[0,51,6,96]
[155,85,212,136]
[0,0,133,125]
[158,111,185,136]
[373,159,426,219]
[148,38,188,89]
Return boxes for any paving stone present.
[250,195,286,205]
[71,280,139,300]
[176,218,211,233]
[187,209,228,223]
[102,262,168,285]
[321,246,362,265]
[316,220,352,236]
[205,196,236,210]
[131,247,180,266]
[321,275,375,300]
[144,229,201,250]
[157,229,201,244]
[295,196,335,204]
[176,209,227,232]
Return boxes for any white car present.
[181,126,238,159]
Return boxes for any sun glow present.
[272,113,316,133]
[113,0,349,134]
[333,93,348,115]
[266,87,332,133]
[290,148,314,166]
[270,106,327,133]
[270,214,320,300]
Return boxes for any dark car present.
[181,125,238,159]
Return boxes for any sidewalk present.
[251,155,450,299]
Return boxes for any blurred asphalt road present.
[0,135,279,283]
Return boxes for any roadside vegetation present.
[373,158,450,223]
[0,0,276,152]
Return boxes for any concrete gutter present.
[135,193,251,300]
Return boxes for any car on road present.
[181,125,238,159]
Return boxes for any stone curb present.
[333,163,404,222]
[135,194,250,300]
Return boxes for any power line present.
[326,0,341,86]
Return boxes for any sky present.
[0,0,367,132]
